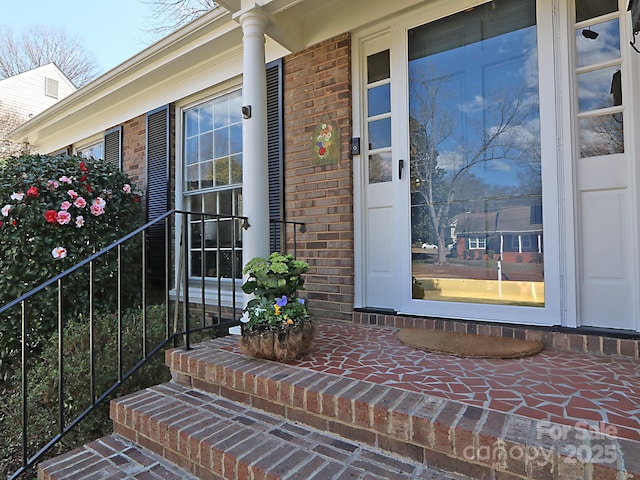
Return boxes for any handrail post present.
[89,260,95,404]
[21,300,28,470]
[57,279,64,435]
[182,216,191,350]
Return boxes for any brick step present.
[38,433,198,480]
[166,336,640,480]
[112,382,465,479]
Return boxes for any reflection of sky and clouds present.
[408,0,540,188]
[575,19,621,113]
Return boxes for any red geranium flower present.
[11,219,18,227]
[79,162,89,173]
[133,195,141,204]
[26,186,39,198]
[85,184,93,193]
[45,210,58,223]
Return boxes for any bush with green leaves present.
[0,305,171,479]
[0,154,145,380]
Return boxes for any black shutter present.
[267,59,284,253]
[146,105,170,285]
[104,126,122,169]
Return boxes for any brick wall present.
[121,114,147,195]
[283,33,353,323]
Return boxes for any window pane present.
[230,123,242,154]
[214,97,229,129]
[368,118,391,149]
[214,128,230,157]
[369,152,392,184]
[200,132,213,161]
[200,104,213,133]
[215,158,229,186]
[577,66,621,112]
[230,154,242,184]
[576,19,620,68]
[408,0,544,307]
[186,165,199,191]
[200,162,214,189]
[185,109,199,138]
[368,84,391,117]
[579,113,623,157]
[367,50,390,83]
[575,0,617,23]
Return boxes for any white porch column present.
[239,8,269,265]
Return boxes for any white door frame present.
[353,0,568,327]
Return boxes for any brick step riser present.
[109,383,453,480]
[167,341,633,480]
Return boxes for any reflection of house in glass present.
[452,205,543,265]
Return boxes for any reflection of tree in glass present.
[409,69,539,265]
[214,156,243,186]
[368,154,392,183]
[579,114,623,158]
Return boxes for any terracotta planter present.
[239,319,315,362]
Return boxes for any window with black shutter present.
[146,105,170,285]
[104,126,122,169]
[267,59,284,253]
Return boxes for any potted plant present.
[239,252,315,362]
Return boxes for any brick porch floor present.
[221,322,640,442]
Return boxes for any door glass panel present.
[575,0,617,23]
[408,0,544,307]
[577,66,621,112]
[367,49,392,184]
[579,114,624,156]
[368,84,391,117]
[368,118,392,149]
[576,19,620,68]
[369,152,393,184]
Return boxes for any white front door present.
[355,0,639,331]
[360,34,402,310]
[356,0,562,326]
[572,0,638,330]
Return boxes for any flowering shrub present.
[0,154,144,379]
[240,253,310,332]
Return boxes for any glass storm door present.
[404,0,553,320]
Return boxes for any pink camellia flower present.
[122,184,131,194]
[51,247,67,259]
[47,180,59,190]
[73,197,87,208]
[93,197,106,208]
[75,215,85,228]
[1,205,11,217]
[67,190,78,199]
[10,192,24,201]
[59,176,72,184]
[26,186,39,198]
[57,211,71,225]
[60,201,72,211]
[90,204,104,216]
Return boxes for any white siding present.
[0,64,76,119]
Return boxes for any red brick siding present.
[121,114,147,193]
[283,33,354,323]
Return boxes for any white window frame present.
[76,135,104,160]
[174,82,244,305]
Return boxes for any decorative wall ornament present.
[312,121,340,165]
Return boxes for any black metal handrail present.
[3,209,278,480]
[270,219,307,257]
